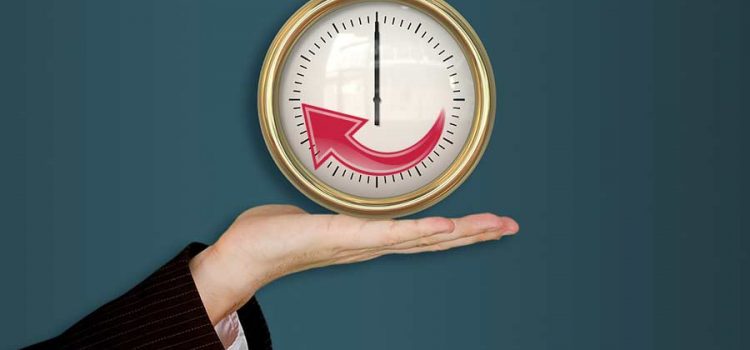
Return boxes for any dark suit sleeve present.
[25,243,272,350]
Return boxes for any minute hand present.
[373,16,381,126]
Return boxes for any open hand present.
[189,205,519,324]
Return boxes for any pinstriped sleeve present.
[25,243,272,350]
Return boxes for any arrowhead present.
[302,104,368,169]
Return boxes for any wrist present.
[189,244,261,325]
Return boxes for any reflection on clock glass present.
[279,1,475,199]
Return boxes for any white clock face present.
[278,1,476,199]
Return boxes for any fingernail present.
[479,220,503,232]
[503,220,520,235]
[429,217,455,235]
[436,227,454,235]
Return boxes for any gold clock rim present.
[258,0,495,218]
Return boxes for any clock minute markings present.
[304,13,462,184]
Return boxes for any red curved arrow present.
[302,104,445,176]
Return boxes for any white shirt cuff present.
[213,311,249,350]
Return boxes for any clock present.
[258,0,495,217]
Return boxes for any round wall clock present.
[258,0,495,217]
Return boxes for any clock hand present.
[373,12,381,126]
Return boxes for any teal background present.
[1,0,748,348]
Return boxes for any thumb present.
[238,204,307,219]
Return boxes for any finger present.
[387,228,511,255]
[238,204,307,219]
[333,251,383,265]
[384,213,518,251]
[331,216,519,263]
[334,228,508,264]
[352,216,456,249]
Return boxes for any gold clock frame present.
[258,0,495,218]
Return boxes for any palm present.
[221,205,517,278]
[191,204,519,324]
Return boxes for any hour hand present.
[373,95,381,126]
[373,12,381,126]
